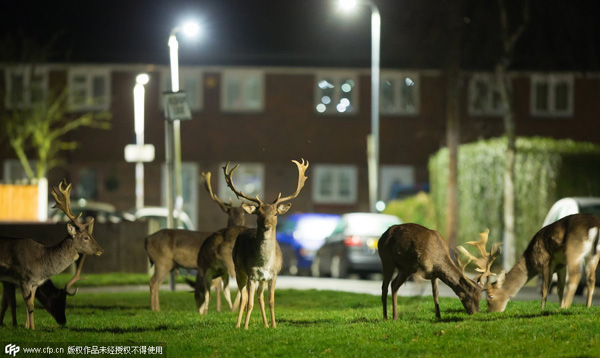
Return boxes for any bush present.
[429,137,600,262]
[383,191,437,230]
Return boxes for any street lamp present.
[338,0,381,213]
[166,21,200,230]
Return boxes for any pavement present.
[78,275,600,306]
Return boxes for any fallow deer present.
[482,213,600,312]
[0,255,87,326]
[378,223,486,320]
[145,171,246,312]
[0,180,103,329]
[224,159,308,329]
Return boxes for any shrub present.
[383,191,437,230]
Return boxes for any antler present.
[202,171,233,212]
[65,255,87,296]
[52,180,81,225]
[273,159,309,204]
[223,162,263,205]
[462,228,502,286]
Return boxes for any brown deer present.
[223,159,308,329]
[482,213,600,312]
[378,223,486,320]
[0,180,103,329]
[0,255,87,326]
[145,171,246,311]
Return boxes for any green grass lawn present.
[1,285,599,358]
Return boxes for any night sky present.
[1,0,600,70]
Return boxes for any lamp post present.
[134,73,150,210]
[338,0,381,213]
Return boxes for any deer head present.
[222,159,309,233]
[52,180,103,256]
[202,171,246,227]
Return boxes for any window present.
[468,73,504,116]
[380,165,415,201]
[217,162,264,204]
[221,70,264,112]
[68,67,110,111]
[530,74,574,117]
[315,73,358,114]
[4,67,47,109]
[312,164,357,204]
[380,72,419,115]
[161,162,199,229]
[161,68,203,111]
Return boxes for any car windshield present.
[581,204,600,218]
[294,217,339,240]
[337,214,400,236]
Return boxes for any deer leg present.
[268,276,277,328]
[1,282,17,327]
[540,265,552,309]
[391,272,409,320]
[219,275,234,312]
[202,270,216,315]
[195,268,208,314]
[244,280,257,330]
[556,267,567,306]
[381,265,393,320]
[150,264,171,312]
[563,262,582,308]
[585,254,599,307]
[257,281,268,327]
[432,278,441,320]
[235,273,248,329]
[213,277,223,313]
[21,284,36,330]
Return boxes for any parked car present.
[134,206,195,231]
[311,212,402,279]
[276,213,341,275]
[50,198,136,224]
[542,197,600,293]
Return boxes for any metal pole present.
[167,32,179,291]
[369,3,381,213]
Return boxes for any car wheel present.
[311,257,321,277]
[330,255,348,279]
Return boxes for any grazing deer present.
[482,213,600,312]
[145,171,246,312]
[378,223,486,320]
[0,256,87,326]
[223,159,308,329]
[0,181,103,329]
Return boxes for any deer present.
[0,255,87,326]
[0,180,103,329]
[145,171,246,312]
[222,159,308,329]
[480,213,600,312]
[378,223,488,320]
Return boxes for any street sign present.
[124,144,155,163]
[163,91,192,121]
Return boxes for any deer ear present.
[496,270,506,288]
[241,203,257,215]
[277,203,292,215]
[87,218,94,234]
[67,223,77,237]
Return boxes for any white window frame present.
[4,66,48,109]
[221,70,265,112]
[530,73,574,117]
[315,72,359,115]
[380,71,420,115]
[312,164,358,204]
[468,73,504,116]
[217,162,265,204]
[160,67,203,112]
[67,67,111,111]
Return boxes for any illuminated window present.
[221,70,264,112]
[468,73,504,116]
[381,72,419,115]
[315,73,358,115]
[312,165,357,204]
[4,66,47,109]
[216,162,265,205]
[68,67,110,111]
[161,68,203,112]
[530,74,573,117]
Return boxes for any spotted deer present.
[224,159,308,329]
[1,255,87,326]
[378,223,486,320]
[480,213,600,312]
[0,181,103,329]
[145,171,246,312]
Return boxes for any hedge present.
[428,137,600,262]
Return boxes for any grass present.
[50,272,190,287]
[1,283,599,358]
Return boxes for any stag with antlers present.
[145,171,247,312]
[0,180,103,329]
[378,223,484,320]
[222,159,308,329]
[472,214,600,312]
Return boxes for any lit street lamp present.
[338,0,381,213]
